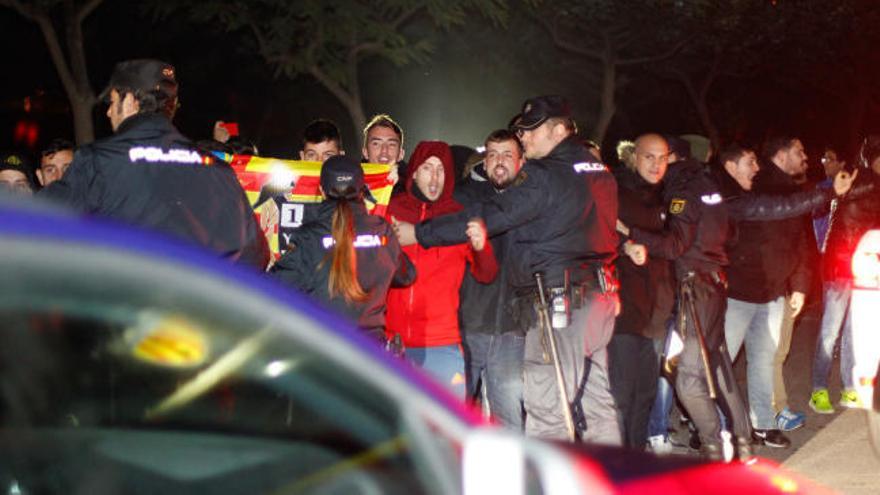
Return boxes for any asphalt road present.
[732,303,880,494]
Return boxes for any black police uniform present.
[630,159,838,457]
[40,113,269,269]
[271,200,415,342]
[417,135,621,443]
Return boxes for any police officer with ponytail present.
[271,155,416,343]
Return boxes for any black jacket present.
[822,171,880,281]
[632,159,835,276]
[613,168,674,340]
[417,135,619,290]
[40,113,269,269]
[454,176,517,335]
[270,200,416,340]
[715,163,815,303]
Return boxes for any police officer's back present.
[40,59,268,269]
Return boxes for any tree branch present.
[77,0,103,22]
[0,0,37,20]
[618,37,690,66]
[532,11,603,61]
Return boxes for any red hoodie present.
[385,141,497,347]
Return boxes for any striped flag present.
[223,154,394,258]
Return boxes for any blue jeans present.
[462,332,525,430]
[405,344,467,400]
[724,297,785,430]
[812,280,855,390]
[648,336,674,438]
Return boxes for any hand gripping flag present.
[223,153,394,259]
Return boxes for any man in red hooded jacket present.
[386,140,497,398]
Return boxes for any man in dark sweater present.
[455,129,527,430]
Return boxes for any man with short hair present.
[455,129,527,429]
[0,152,35,196]
[37,139,74,187]
[362,114,404,166]
[399,96,622,444]
[759,137,813,432]
[712,141,809,449]
[300,119,344,162]
[40,58,268,269]
[362,114,404,193]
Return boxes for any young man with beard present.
[454,129,527,430]
[712,142,808,449]
[385,140,497,399]
[397,96,622,444]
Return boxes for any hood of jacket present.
[389,140,462,223]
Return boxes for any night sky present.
[1,1,877,175]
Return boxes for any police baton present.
[681,279,718,399]
[534,272,577,441]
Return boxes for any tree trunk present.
[592,55,616,146]
[70,94,95,144]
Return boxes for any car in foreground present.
[848,229,880,458]
[0,199,830,494]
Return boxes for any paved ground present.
[686,302,880,493]
[765,305,880,494]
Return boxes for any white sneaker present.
[647,434,673,455]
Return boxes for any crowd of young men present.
[2,57,868,463]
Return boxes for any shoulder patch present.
[701,193,723,205]
[669,199,686,215]
[573,162,609,174]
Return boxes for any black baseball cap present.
[513,95,572,130]
[99,59,178,103]
[0,152,32,175]
[321,155,376,201]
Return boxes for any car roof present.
[0,197,481,426]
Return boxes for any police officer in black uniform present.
[619,154,857,460]
[271,155,415,343]
[396,96,621,443]
[40,59,268,269]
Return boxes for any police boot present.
[699,441,724,462]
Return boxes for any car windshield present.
[0,236,452,494]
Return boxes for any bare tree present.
[1,0,104,144]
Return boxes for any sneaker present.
[776,407,806,431]
[752,429,791,448]
[839,389,864,408]
[809,389,835,414]
[734,436,755,463]
[647,434,673,455]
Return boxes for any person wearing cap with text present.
[0,152,36,196]
[39,58,268,269]
[394,96,622,444]
[271,155,416,343]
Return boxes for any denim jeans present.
[405,344,467,400]
[812,280,855,390]
[462,332,525,430]
[724,296,784,430]
[648,337,674,438]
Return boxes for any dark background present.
[1,1,877,174]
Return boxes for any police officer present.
[395,95,621,444]
[271,155,416,343]
[618,152,857,460]
[40,59,268,269]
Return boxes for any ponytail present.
[321,198,369,303]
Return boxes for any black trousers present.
[675,273,751,446]
[608,332,660,449]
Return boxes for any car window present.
[0,237,455,494]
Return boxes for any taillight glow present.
[852,231,880,289]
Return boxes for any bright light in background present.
[269,162,296,190]
[264,359,294,378]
